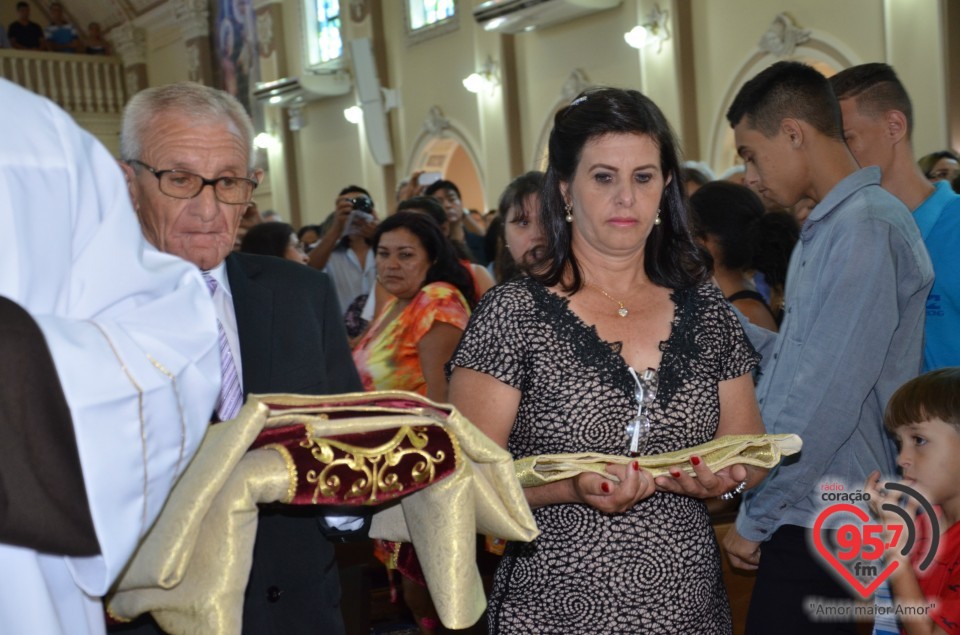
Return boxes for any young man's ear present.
[780,118,804,148]
[885,110,908,145]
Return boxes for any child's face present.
[894,418,960,508]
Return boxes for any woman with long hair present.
[448,88,767,633]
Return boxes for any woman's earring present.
[564,203,573,223]
[654,209,662,226]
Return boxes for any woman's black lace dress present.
[449,276,759,634]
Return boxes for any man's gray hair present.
[120,82,256,169]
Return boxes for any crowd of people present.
[2,55,960,635]
[3,1,109,55]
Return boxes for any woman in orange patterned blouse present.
[352,212,476,401]
[351,212,477,634]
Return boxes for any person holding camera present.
[308,185,379,313]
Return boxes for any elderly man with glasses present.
[116,82,362,635]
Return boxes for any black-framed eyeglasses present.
[128,159,258,205]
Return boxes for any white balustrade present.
[0,49,127,114]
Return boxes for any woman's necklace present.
[588,282,629,318]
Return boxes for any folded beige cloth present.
[513,433,802,487]
[107,391,539,633]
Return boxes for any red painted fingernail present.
[691,456,701,466]
[670,469,681,478]
[601,482,611,493]
[632,461,640,471]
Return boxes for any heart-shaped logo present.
[812,503,900,599]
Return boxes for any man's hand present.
[396,172,426,203]
[331,196,356,236]
[723,526,762,571]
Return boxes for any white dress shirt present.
[203,261,244,391]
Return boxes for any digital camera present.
[348,196,373,213]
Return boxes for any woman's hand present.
[572,461,656,514]
[653,456,749,499]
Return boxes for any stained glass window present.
[408,0,456,31]
[310,0,342,65]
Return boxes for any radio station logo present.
[812,481,938,600]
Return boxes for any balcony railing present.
[0,49,127,115]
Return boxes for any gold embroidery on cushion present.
[301,425,450,504]
[261,443,298,503]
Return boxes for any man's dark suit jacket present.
[113,252,362,635]
[228,252,362,635]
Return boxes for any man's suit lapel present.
[225,253,273,394]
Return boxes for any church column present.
[173,0,214,85]
[110,23,147,98]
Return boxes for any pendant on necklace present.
[617,306,628,318]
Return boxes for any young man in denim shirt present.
[722,61,933,634]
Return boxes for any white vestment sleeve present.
[0,79,220,635]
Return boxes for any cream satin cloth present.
[514,433,803,487]
[106,392,539,633]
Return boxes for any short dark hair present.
[424,180,461,199]
[397,196,447,228]
[373,212,477,307]
[338,184,372,200]
[829,63,914,138]
[498,171,544,223]
[296,224,322,240]
[884,367,960,433]
[726,61,843,140]
[688,182,765,271]
[536,87,709,292]
[240,222,296,259]
[681,166,712,188]
[16,2,28,10]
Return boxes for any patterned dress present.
[353,281,470,395]
[449,276,759,634]
[352,281,471,581]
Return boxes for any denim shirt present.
[736,167,933,541]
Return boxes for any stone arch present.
[405,106,489,211]
[707,17,861,176]
[530,68,595,171]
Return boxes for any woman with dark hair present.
[495,170,545,282]
[351,212,475,634]
[448,87,766,633]
[919,150,960,183]
[353,211,475,399]
[752,211,800,325]
[239,221,307,264]
[398,195,495,297]
[689,181,793,330]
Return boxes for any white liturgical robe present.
[0,79,221,634]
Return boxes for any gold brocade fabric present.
[106,392,539,633]
[513,433,802,487]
